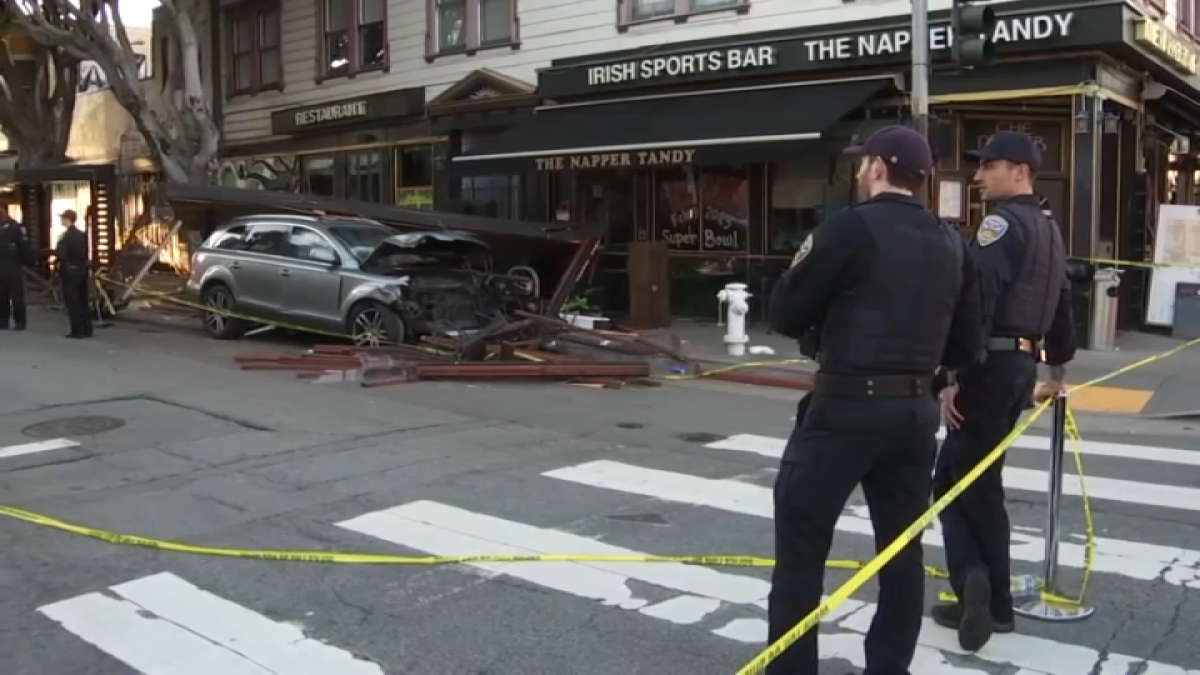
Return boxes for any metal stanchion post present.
[1014,392,1095,621]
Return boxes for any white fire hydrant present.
[716,282,751,357]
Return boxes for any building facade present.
[217,0,1200,328]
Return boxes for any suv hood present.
[361,230,490,269]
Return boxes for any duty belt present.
[987,337,1039,354]
[813,373,933,397]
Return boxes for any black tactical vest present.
[987,197,1065,338]
[817,211,964,376]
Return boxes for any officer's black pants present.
[768,392,939,675]
[60,268,93,336]
[0,267,26,327]
[933,351,1037,622]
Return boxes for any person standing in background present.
[0,211,30,330]
[55,209,93,339]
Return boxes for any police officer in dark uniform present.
[931,131,1076,651]
[766,125,985,675]
[0,212,30,330]
[55,209,94,339]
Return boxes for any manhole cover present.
[616,422,644,429]
[677,432,723,444]
[22,415,126,438]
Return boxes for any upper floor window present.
[225,0,282,97]
[428,0,519,58]
[1181,0,1199,36]
[620,0,747,27]
[320,0,388,81]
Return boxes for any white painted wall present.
[223,0,1029,145]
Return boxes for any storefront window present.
[654,167,700,250]
[397,144,434,209]
[653,166,748,252]
[345,150,383,203]
[768,161,827,255]
[699,166,749,252]
[576,171,635,249]
[301,155,335,197]
[460,175,523,219]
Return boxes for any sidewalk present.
[642,320,1200,417]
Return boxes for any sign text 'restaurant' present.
[804,12,1074,61]
[293,101,369,127]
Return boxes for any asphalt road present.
[2,317,1199,674]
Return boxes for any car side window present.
[242,223,289,256]
[208,225,247,250]
[287,227,338,263]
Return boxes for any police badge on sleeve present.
[976,215,1009,247]
[791,234,813,267]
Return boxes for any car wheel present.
[201,283,246,340]
[348,301,405,347]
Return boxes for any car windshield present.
[327,224,394,262]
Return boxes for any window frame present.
[223,0,283,99]
[617,0,749,31]
[316,0,390,83]
[425,0,521,62]
[1180,0,1199,40]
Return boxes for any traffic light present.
[952,0,997,68]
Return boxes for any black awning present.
[452,76,896,174]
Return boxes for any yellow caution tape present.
[1080,256,1188,269]
[661,359,812,380]
[0,503,951,576]
[98,274,395,343]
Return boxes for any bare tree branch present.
[1,0,219,183]
[0,1,77,168]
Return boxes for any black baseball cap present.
[843,125,934,176]
[965,131,1042,172]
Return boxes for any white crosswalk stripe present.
[0,438,79,460]
[38,572,383,675]
[705,433,1200,513]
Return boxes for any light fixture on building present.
[1073,110,1091,134]
[1103,112,1120,134]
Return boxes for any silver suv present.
[186,214,538,345]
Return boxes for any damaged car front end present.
[349,230,542,344]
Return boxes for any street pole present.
[1014,393,1096,622]
[911,0,932,207]
[911,0,930,140]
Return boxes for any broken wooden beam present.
[360,360,650,387]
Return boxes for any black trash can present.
[1065,258,1095,349]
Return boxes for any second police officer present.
[766,125,985,675]
[56,209,94,339]
[932,131,1077,651]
